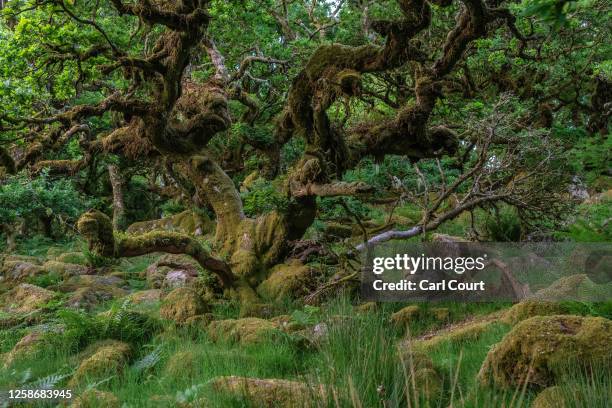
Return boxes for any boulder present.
[1,284,56,313]
[42,260,89,278]
[209,376,324,408]
[398,348,435,372]
[256,260,315,301]
[430,307,450,321]
[126,210,214,236]
[502,301,569,325]
[533,274,609,302]
[208,318,280,345]
[55,252,90,266]
[70,389,120,408]
[390,305,421,327]
[159,287,208,324]
[184,313,213,329]
[1,260,44,283]
[2,332,45,368]
[69,340,131,388]
[124,289,162,305]
[66,285,128,310]
[411,368,442,400]
[478,315,612,389]
[164,350,201,378]
[144,254,201,289]
[61,274,126,290]
[354,302,378,313]
[531,386,566,408]
[412,321,494,352]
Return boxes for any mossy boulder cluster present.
[478,315,612,388]
[143,253,202,289]
[209,376,325,408]
[159,287,209,324]
[69,340,131,388]
[256,259,315,301]
[208,317,281,345]
[501,301,570,325]
[0,283,56,313]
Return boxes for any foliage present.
[0,171,88,225]
[52,300,161,352]
[481,206,523,242]
[240,179,289,216]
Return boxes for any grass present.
[0,236,610,407]
[1,295,609,407]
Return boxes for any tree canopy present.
[0,0,609,306]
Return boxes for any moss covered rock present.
[390,305,421,327]
[71,389,120,408]
[55,252,90,266]
[533,274,610,302]
[208,317,280,345]
[256,260,315,301]
[531,386,566,408]
[70,340,131,388]
[42,260,89,278]
[502,301,570,325]
[430,307,450,321]
[159,287,208,324]
[354,302,378,313]
[2,332,45,368]
[0,284,56,313]
[398,347,435,372]
[127,210,213,236]
[125,289,162,305]
[209,376,324,408]
[66,286,128,310]
[478,315,612,389]
[61,274,126,290]
[144,254,201,289]
[412,368,442,400]
[1,260,44,283]
[164,350,202,378]
[70,389,120,408]
[412,321,494,352]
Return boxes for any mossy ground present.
[0,237,610,407]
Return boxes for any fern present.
[28,372,71,390]
[132,346,163,373]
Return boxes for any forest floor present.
[0,198,611,407]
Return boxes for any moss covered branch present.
[77,210,235,288]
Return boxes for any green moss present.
[502,301,570,325]
[210,376,324,407]
[305,44,379,79]
[71,389,120,408]
[531,386,566,408]
[207,317,281,345]
[69,340,131,389]
[77,210,116,257]
[159,287,208,324]
[0,284,56,314]
[478,315,612,389]
[390,305,421,327]
[55,251,90,266]
[256,260,314,301]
